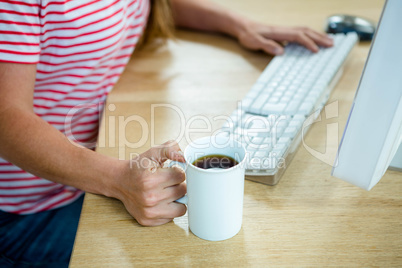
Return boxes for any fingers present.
[256,35,284,55]
[304,29,333,47]
[271,27,320,53]
[167,201,187,218]
[122,143,189,227]
[293,31,320,53]
[140,165,185,190]
[144,140,185,165]
[156,201,187,219]
[260,26,333,53]
[159,140,184,162]
[137,218,173,227]
[136,202,187,226]
[158,166,186,189]
[292,29,334,52]
[127,169,187,226]
[133,182,187,226]
[162,180,187,202]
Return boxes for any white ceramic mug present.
[173,136,246,241]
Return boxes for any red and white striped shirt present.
[0,0,150,214]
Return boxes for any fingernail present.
[149,160,159,173]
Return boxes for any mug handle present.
[176,195,188,205]
[167,160,188,205]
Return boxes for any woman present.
[0,0,332,266]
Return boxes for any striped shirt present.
[0,0,150,214]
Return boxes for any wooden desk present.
[70,0,401,266]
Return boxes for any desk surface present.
[70,0,402,267]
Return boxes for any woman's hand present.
[113,141,187,226]
[170,0,333,56]
[236,20,334,55]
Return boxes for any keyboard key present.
[267,96,280,104]
[252,137,264,145]
[247,157,262,170]
[261,157,276,169]
[249,93,270,114]
[250,117,270,129]
[289,119,303,130]
[261,102,286,114]
[254,150,268,158]
[272,91,283,98]
[299,102,313,115]
[244,126,270,138]
[282,126,298,138]
[276,117,290,128]
[260,138,272,151]
[257,58,282,83]
[281,96,291,103]
[246,144,259,152]
[284,100,301,115]
[278,137,291,146]
[293,114,306,121]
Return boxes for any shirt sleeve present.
[0,1,41,63]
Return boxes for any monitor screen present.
[331,0,402,190]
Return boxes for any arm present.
[170,0,333,55]
[0,62,186,226]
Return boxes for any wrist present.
[219,11,252,40]
[101,158,130,200]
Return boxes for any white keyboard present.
[220,33,358,185]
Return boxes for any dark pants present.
[0,195,84,267]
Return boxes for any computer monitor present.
[331,0,402,190]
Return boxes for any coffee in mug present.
[192,154,239,169]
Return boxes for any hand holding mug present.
[112,140,187,226]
